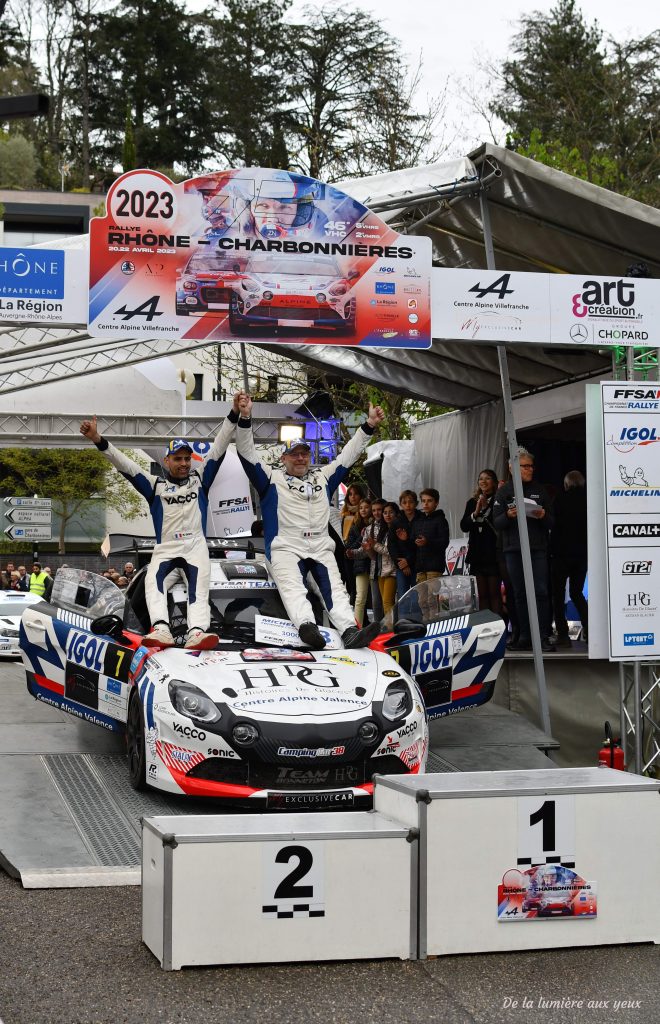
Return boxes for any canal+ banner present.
[87,168,432,349]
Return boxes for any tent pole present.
[479,190,552,737]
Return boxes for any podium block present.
[142,811,417,969]
[374,767,660,956]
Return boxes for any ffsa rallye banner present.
[88,168,431,349]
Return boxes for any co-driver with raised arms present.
[235,391,385,650]
[79,399,240,649]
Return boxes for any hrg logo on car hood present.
[156,648,381,716]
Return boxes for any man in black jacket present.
[493,451,555,653]
[551,470,588,647]
[411,489,450,582]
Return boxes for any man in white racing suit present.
[235,393,385,650]
[79,402,239,649]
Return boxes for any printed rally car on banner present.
[18,560,506,809]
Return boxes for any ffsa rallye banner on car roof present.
[88,168,432,349]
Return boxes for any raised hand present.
[367,404,385,427]
[80,416,100,444]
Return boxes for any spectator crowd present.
[336,450,587,652]
[1,454,587,654]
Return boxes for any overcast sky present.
[287,0,658,157]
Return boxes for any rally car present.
[175,250,248,317]
[18,559,506,809]
[228,254,358,336]
[0,591,44,657]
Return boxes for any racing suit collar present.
[165,472,190,485]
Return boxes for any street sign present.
[5,508,52,524]
[4,497,52,509]
[4,525,52,540]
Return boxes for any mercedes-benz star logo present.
[570,323,589,343]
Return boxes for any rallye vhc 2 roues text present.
[18,562,506,809]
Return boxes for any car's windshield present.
[248,258,340,277]
[170,586,290,645]
[185,253,248,274]
[384,576,478,630]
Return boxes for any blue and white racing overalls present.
[235,417,374,632]
[95,412,237,631]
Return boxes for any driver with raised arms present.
[235,391,385,650]
[79,399,240,649]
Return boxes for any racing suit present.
[94,412,238,631]
[235,416,375,633]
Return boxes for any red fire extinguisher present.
[598,720,625,770]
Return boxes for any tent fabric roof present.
[272,144,659,407]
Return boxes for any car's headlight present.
[168,680,221,723]
[382,680,413,721]
[0,628,19,638]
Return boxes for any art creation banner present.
[88,168,431,349]
[431,270,660,347]
[0,247,87,324]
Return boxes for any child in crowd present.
[361,497,385,623]
[411,488,450,582]
[388,490,422,599]
[345,498,372,627]
[372,501,399,615]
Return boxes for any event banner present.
[0,246,87,324]
[88,168,432,349]
[432,269,659,346]
[602,382,660,660]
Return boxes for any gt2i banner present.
[0,247,88,324]
[602,383,660,660]
[431,270,659,346]
[88,168,432,349]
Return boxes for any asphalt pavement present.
[1,661,660,1024]
[1,867,660,1024]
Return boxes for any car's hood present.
[148,647,382,717]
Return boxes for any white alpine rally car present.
[18,553,506,810]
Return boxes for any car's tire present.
[229,316,249,336]
[126,689,147,790]
[176,306,190,317]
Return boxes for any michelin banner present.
[88,168,432,350]
[602,383,660,660]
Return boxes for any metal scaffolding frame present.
[0,410,311,446]
[620,662,660,776]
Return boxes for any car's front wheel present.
[126,690,147,790]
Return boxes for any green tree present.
[493,0,660,204]
[0,134,37,186]
[204,0,292,168]
[123,104,136,172]
[288,4,397,180]
[342,54,448,177]
[75,0,210,177]
[0,448,147,554]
